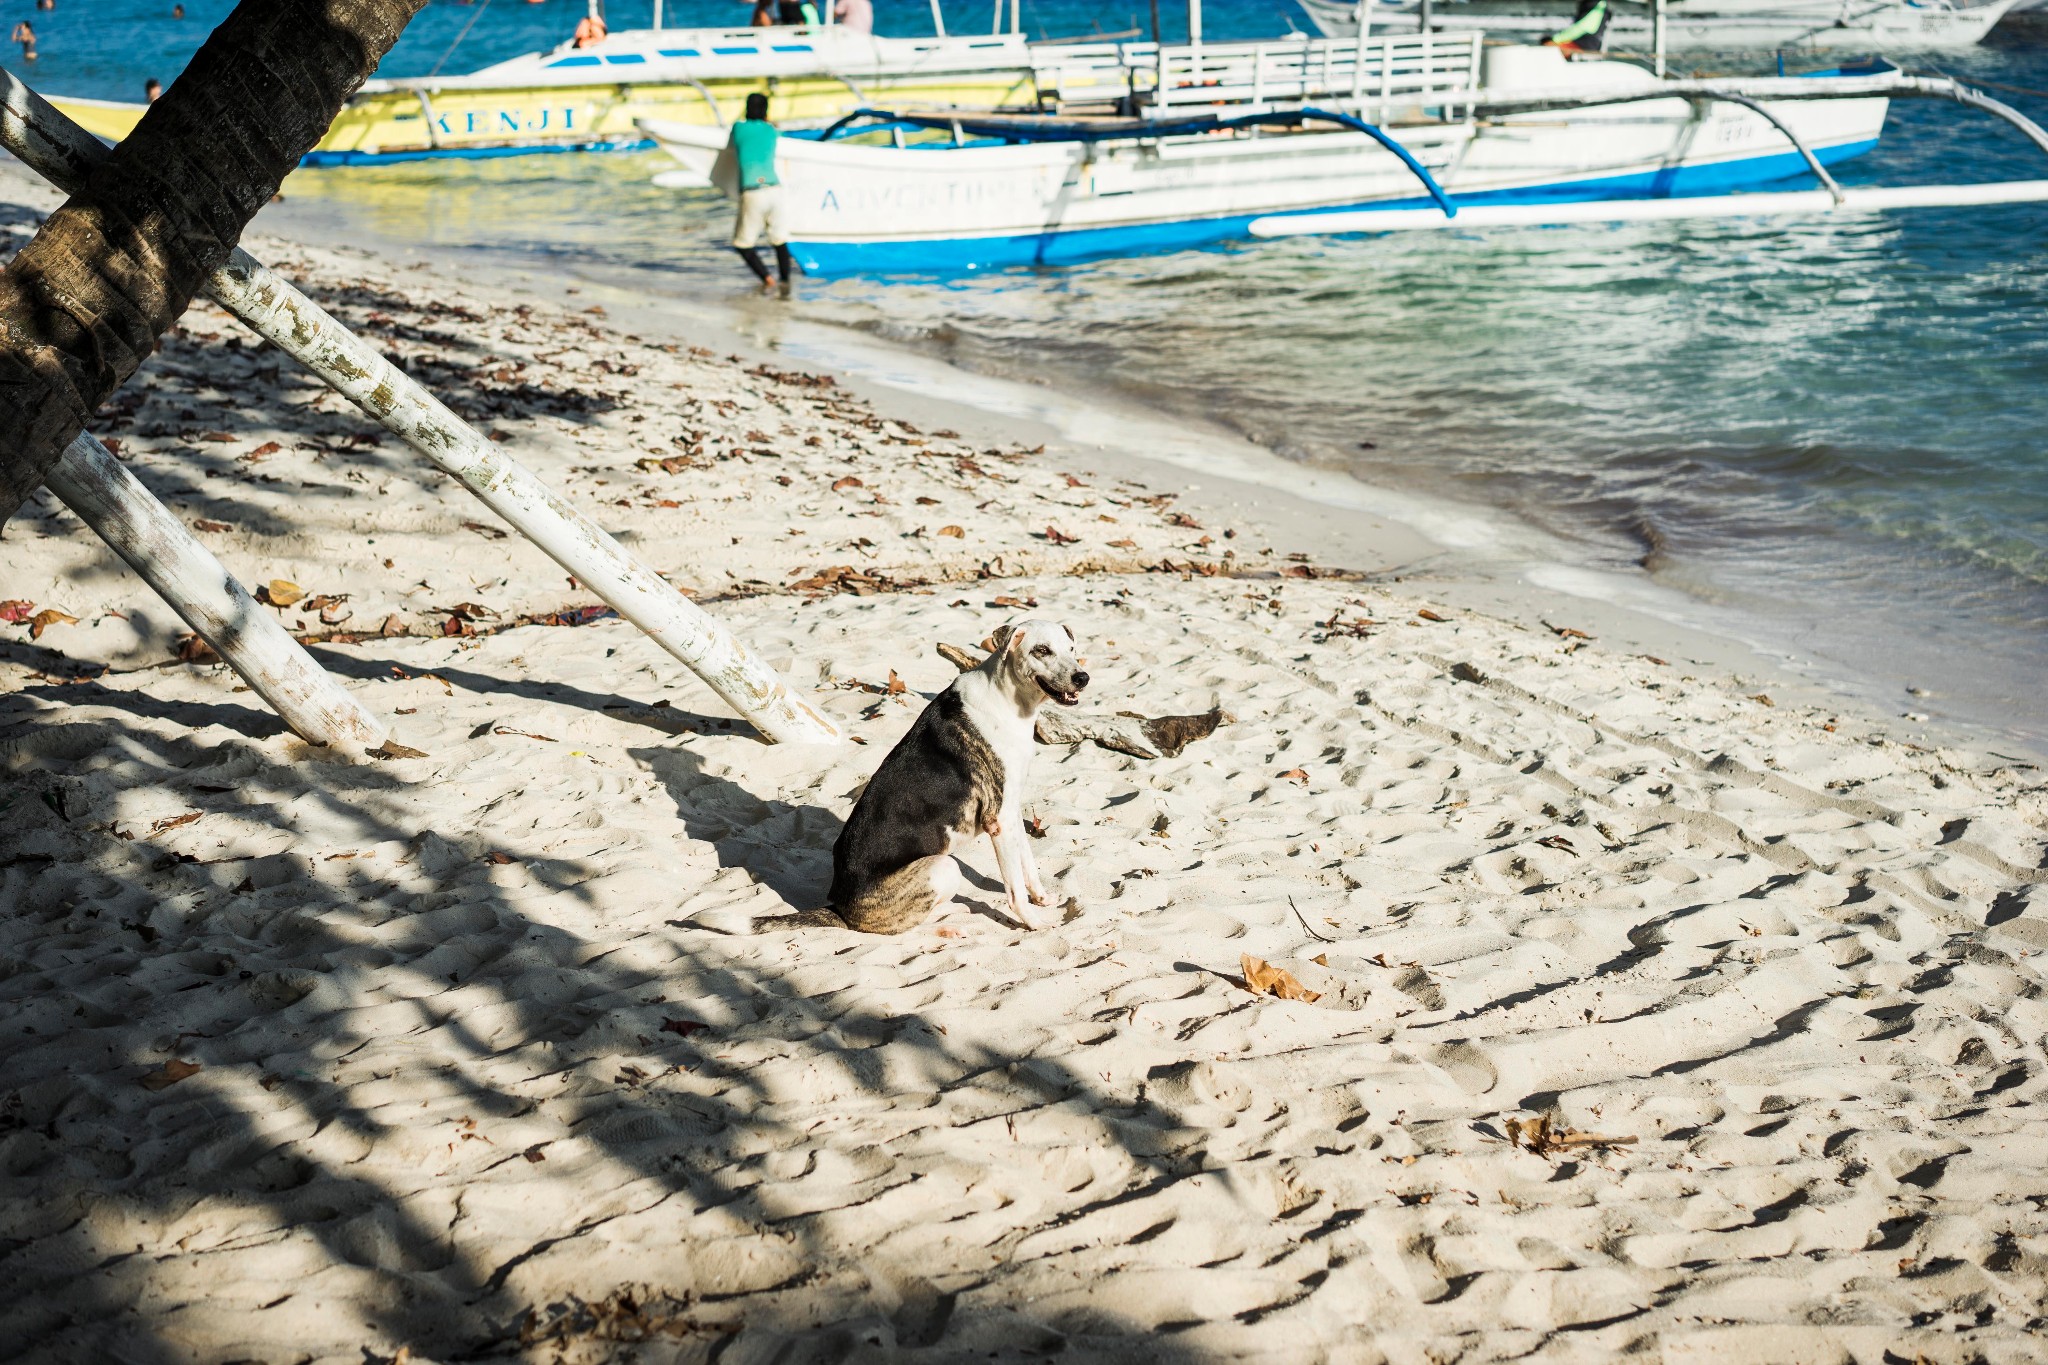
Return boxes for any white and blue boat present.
[641,29,2048,275]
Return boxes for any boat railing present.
[1032,40,1162,105]
[1150,32,1484,122]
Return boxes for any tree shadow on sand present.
[0,702,1255,1364]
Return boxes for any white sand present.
[2,212,2047,1364]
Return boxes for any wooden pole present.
[43,433,390,749]
[0,73,840,747]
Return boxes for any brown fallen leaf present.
[1278,768,1309,785]
[523,1145,548,1163]
[243,440,282,461]
[176,634,218,663]
[28,608,77,639]
[493,726,557,742]
[462,520,509,540]
[936,525,965,538]
[660,1017,708,1038]
[885,670,907,695]
[1545,622,1593,640]
[1536,835,1579,857]
[1503,1113,1638,1157]
[484,851,518,865]
[1751,694,1775,707]
[198,430,236,443]
[935,926,964,938]
[1416,608,1448,623]
[140,1059,202,1091]
[1241,953,1321,1003]
[1107,537,1137,549]
[832,475,865,492]
[0,599,33,624]
[916,496,941,506]
[149,812,202,836]
[192,519,232,533]
[1166,511,1201,529]
[263,579,305,608]
[1044,524,1079,546]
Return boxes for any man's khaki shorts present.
[732,185,787,249]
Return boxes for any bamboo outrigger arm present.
[1461,72,2048,162]
[0,72,840,747]
[42,433,392,748]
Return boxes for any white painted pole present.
[0,73,840,746]
[929,0,947,36]
[1653,0,1667,77]
[1247,179,2048,236]
[43,433,391,749]
[653,0,663,30]
[1010,0,1020,36]
[1188,0,1202,45]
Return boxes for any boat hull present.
[48,25,1041,165]
[644,83,1888,274]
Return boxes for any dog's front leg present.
[982,813,1048,930]
[1018,820,1049,907]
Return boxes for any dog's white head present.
[990,619,1089,708]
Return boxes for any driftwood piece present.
[934,642,1232,758]
[44,432,390,751]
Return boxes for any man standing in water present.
[728,92,794,299]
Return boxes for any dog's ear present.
[990,623,1018,657]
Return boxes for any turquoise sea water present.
[10,2,2048,744]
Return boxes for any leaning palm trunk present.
[0,0,429,524]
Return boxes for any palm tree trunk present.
[0,0,428,525]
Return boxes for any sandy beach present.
[4,165,2048,1363]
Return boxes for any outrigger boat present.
[48,2,1048,164]
[1295,0,2025,50]
[641,24,2048,275]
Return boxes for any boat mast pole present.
[1653,0,1667,76]
[930,0,947,36]
[652,0,662,29]
[1011,0,1021,36]
[1188,0,1201,45]
[1419,0,1433,35]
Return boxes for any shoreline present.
[248,183,2045,763]
[4,163,2048,1363]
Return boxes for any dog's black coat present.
[829,685,1003,931]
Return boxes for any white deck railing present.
[1152,32,1484,119]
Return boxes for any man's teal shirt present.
[730,119,780,190]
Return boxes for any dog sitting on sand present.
[826,619,1089,933]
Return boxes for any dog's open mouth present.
[1037,677,1082,707]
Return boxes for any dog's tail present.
[750,907,852,931]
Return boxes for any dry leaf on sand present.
[1241,953,1321,1003]
[0,599,33,624]
[1503,1113,1637,1157]
[936,525,965,538]
[28,608,77,639]
[264,579,305,608]
[1278,768,1309,785]
[139,1059,202,1091]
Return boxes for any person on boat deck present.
[834,0,873,32]
[729,92,795,298]
[751,0,820,24]
[1546,0,1610,54]
[573,10,608,47]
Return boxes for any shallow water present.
[16,2,2048,744]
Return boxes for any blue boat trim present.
[546,56,602,68]
[785,139,1882,276]
[300,137,655,167]
[606,53,649,65]
[658,48,702,56]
